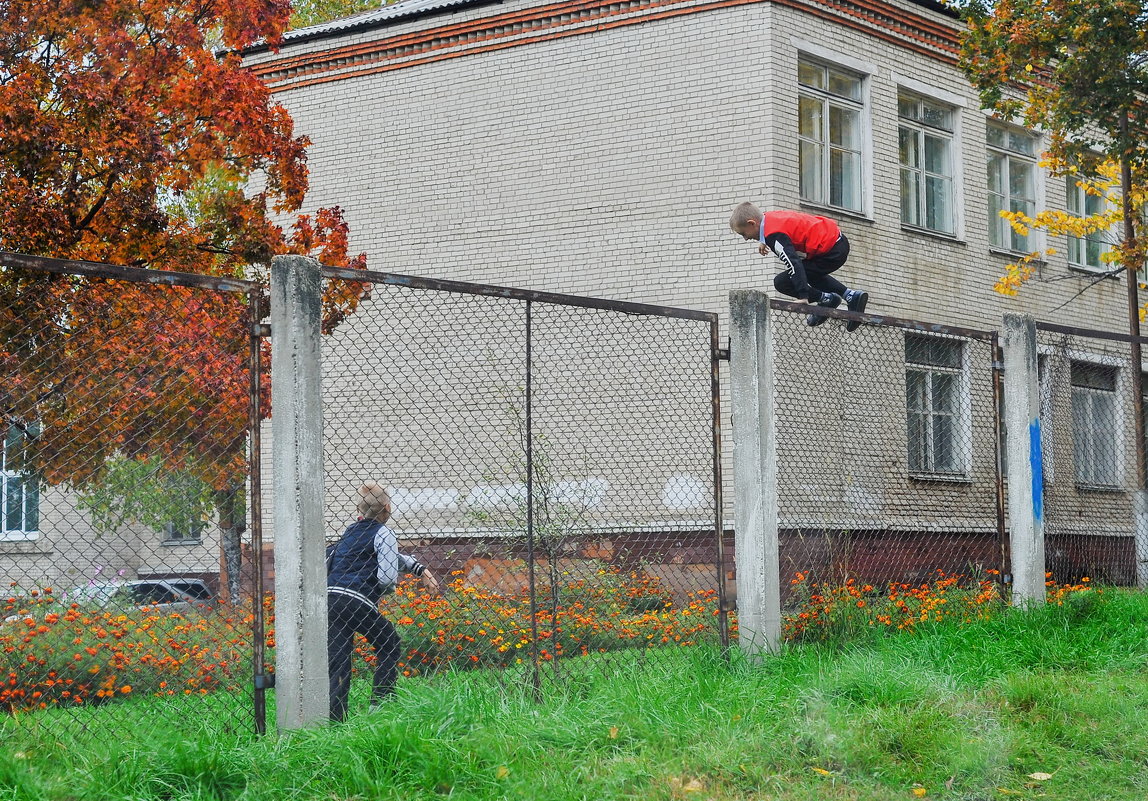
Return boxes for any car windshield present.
[64,583,123,606]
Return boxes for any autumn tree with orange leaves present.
[0,0,367,602]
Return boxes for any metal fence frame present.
[770,296,1008,578]
[318,264,731,675]
[0,251,269,735]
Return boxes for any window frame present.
[1,424,39,542]
[1069,358,1124,490]
[1065,174,1111,273]
[897,91,958,236]
[905,333,972,479]
[986,121,1040,254]
[797,54,870,216]
[162,519,204,546]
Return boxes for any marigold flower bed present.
[1,587,254,714]
[373,570,726,678]
[2,569,1101,713]
[782,569,1098,642]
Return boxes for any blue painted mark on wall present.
[1029,419,1044,523]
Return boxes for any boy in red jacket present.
[729,202,869,331]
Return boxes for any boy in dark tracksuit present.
[729,202,870,331]
[327,481,440,721]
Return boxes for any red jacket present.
[761,211,840,257]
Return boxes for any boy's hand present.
[758,243,769,257]
[420,569,442,596]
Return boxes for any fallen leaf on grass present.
[912,788,927,797]
[495,766,509,780]
[997,789,1024,796]
[608,726,619,739]
[1027,772,1053,781]
[810,767,834,777]
[667,776,705,795]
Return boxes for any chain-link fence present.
[1037,322,1144,586]
[768,299,1006,628]
[0,252,265,737]
[316,268,725,705]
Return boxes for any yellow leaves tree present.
[993,158,1148,313]
[955,0,1148,301]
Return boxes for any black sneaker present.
[806,293,842,326]
[845,290,868,332]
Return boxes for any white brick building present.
[240,0,1141,584]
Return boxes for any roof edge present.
[242,0,959,57]
[242,0,508,56]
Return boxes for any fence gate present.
[0,252,267,738]
[316,267,727,695]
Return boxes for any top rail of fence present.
[321,265,719,322]
[1,251,257,293]
[1035,319,1148,347]
[770,297,996,342]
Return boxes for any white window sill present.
[798,201,874,224]
[908,472,973,484]
[988,248,1042,263]
[901,225,964,244]
[0,532,39,543]
[1067,264,1118,278]
[1074,483,1124,493]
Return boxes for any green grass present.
[2,590,1147,801]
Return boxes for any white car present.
[63,578,215,613]
[3,578,216,623]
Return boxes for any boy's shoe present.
[806,293,842,326]
[845,290,869,332]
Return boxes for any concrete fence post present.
[1135,492,1148,589]
[729,290,781,655]
[1002,313,1046,607]
[270,255,329,729]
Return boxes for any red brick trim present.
[256,0,961,94]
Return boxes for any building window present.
[161,471,207,544]
[1071,362,1119,488]
[986,123,1037,252]
[906,335,966,476]
[898,93,956,234]
[162,520,203,545]
[2,424,39,539]
[1066,176,1109,271]
[798,57,864,213]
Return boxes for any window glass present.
[899,92,956,234]
[799,56,865,214]
[798,60,824,89]
[986,123,1038,251]
[1070,361,1119,486]
[905,335,965,475]
[1,423,38,537]
[1066,175,1109,270]
[827,68,862,101]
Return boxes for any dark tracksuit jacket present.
[760,210,848,301]
[326,518,426,720]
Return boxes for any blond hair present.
[356,481,391,519]
[729,201,762,232]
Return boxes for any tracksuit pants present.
[327,590,401,722]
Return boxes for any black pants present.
[327,591,401,722]
[773,234,850,302]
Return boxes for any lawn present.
[1,587,1146,800]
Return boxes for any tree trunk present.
[215,484,246,605]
